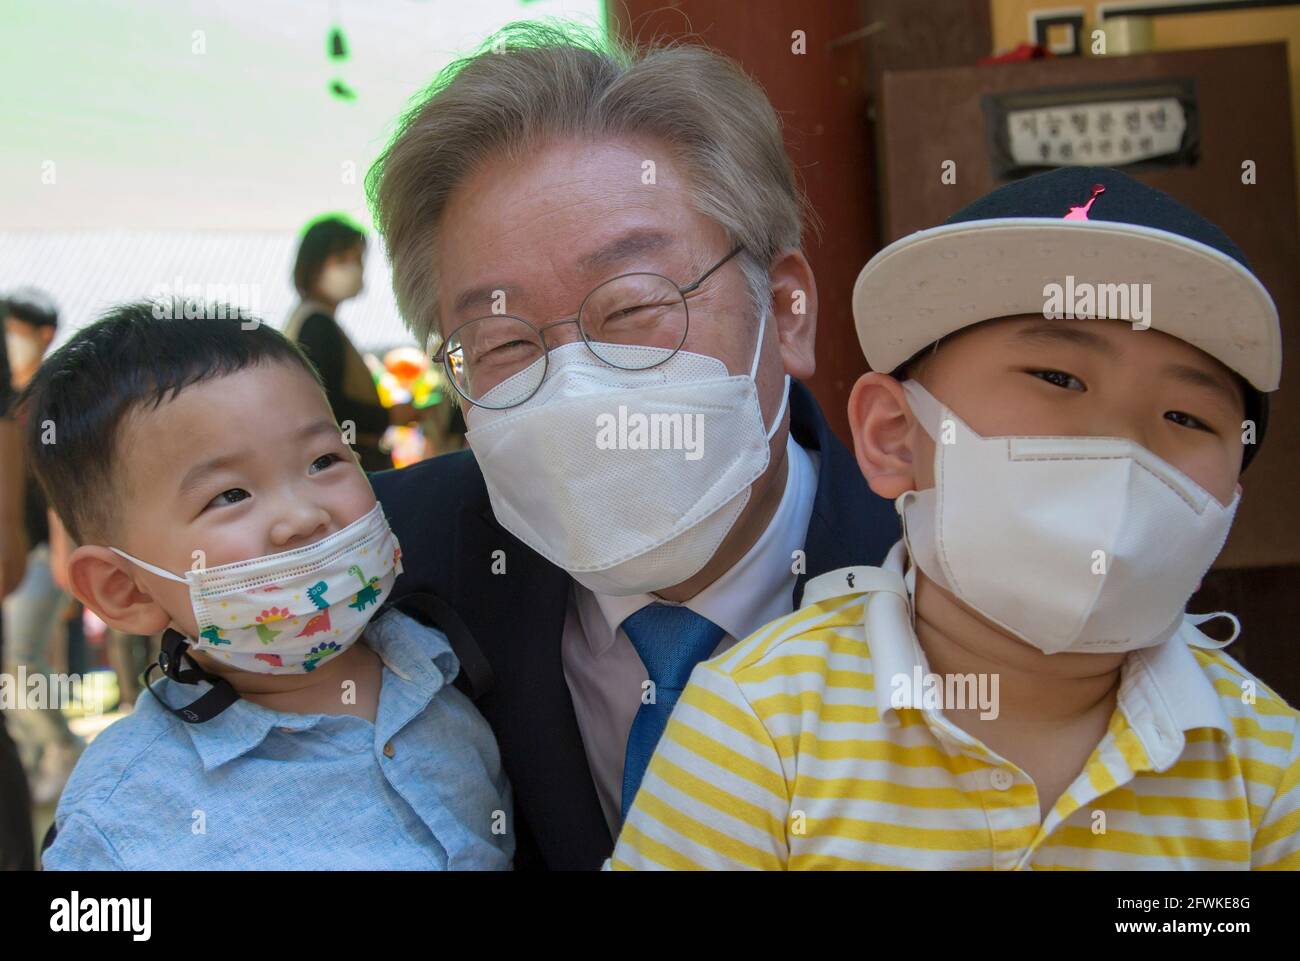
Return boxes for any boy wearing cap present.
[610,167,1299,870]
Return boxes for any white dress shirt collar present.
[804,540,1235,764]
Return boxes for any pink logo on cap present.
[1064,183,1105,221]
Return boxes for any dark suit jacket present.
[369,379,900,869]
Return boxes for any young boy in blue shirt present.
[25,302,511,869]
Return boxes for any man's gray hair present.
[366,20,811,348]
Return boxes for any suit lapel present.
[455,503,613,869]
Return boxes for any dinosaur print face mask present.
[111,502,403,674]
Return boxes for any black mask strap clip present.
[143,628,240,723]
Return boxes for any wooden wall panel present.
[608,0,991,443]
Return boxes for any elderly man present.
[367,23,898,869]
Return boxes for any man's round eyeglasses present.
[430,244,745,410]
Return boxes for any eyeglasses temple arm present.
[679,244,746,295]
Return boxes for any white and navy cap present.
[852,166,1280,465]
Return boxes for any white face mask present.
[318,262,364,302]
[465,309,790,596]
[897,379,1239,655]
[111,503,403,674]
[5,330,42,371]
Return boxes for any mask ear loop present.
[765,377,791,442]
[895,379,941,631]
[894,490,920,629]
[898,379,946,442]
[1183,611,1241,650]
[748,299,791,442]
[109,547,189,583]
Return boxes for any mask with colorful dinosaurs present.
[111,502,403,674]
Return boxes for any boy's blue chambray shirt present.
[42,608,513,870]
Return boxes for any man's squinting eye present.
[206,488,250,510]
[310,452,344,473]
[1028,369,1085,391]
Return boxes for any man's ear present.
[66,545,174,637]
[768,248,817,380]
[847,372,921,500]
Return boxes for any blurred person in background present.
[286,215,416,471]
[0,303,35,870]
[2,289,85,807]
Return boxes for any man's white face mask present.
[897,378,1240,655]
[465,307,790,596]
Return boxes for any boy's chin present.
[182,643,237,676]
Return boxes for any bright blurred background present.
[1,0,604,354]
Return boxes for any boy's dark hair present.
[293,216,367,298]
[20,301,323,544]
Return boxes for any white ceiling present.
[1,0,605,350]
[2,0,605,231]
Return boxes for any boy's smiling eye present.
[310,452,343,473]
[1029,369,1085,391]
[207,488,250,510]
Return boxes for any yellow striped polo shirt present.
[610,541,1300,870]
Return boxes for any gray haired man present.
[368,22,898,869]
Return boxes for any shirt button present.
[990,769,1014,791]
[383,741,395,758]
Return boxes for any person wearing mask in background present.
[287,215,416,472]
[2,288,84,808]
[0,302,36,870]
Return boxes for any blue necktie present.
[620,603,726,820]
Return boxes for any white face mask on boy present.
[111,503,403,674]
[896,379,1239,655]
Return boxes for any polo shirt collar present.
[1119,622,1235,770]
[865,540,928,727]
[859,540,1235,755]
[170,680,294,772]
[171,607,456,771]
[365,606,457,741]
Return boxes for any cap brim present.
[852,219,1281,391]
